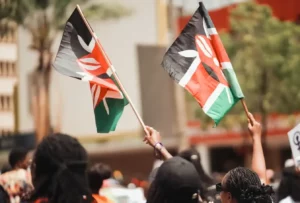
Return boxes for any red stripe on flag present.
[210,34,230,64]
[195,35,228,86]
[185,63,219,107]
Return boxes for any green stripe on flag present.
[94,97,127,133]
[221,63,244,98]
[204,85,239,125]
[93,75,128,133]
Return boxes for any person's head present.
[178,147,214,185]
[88,163,112,194]
[147,156,202,203]
[8,147,31,169]
[30,133,93,203]
[218,167,274,203]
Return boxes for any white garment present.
[101,187,146,203]
[279,196,295,203]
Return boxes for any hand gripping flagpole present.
[76,5,147,132]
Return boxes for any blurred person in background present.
[179,147,216,202]
[277,159,300,202]
[0,148,33,203]
[147,156,202,203]
[29,133,94,203]
[88,163,114,203]
[9,148,31,170]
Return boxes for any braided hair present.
[224,167,274,203]
[30,133,93,203]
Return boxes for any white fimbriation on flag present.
[288,124,300,167]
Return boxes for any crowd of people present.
[0,113,298,203]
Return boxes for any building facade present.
[0,14,18,137]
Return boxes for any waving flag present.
[161,2,244,125]
[53,7,128,133]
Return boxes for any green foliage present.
[0,0,131,52]
[192,2,300,129]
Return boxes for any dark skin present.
[14,153,32,170]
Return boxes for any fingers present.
[248,112,255,124]
[145,126,155,134]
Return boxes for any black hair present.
[178,148,214,185]
[88,163,112,193]
[147,157,200,203]
[0,185,9,203]
[147,177,200,203]
[30,133,93,203]
[178,147,214,200]
[8,147,30,169]
[224,167,274,203]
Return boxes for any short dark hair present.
[224,167,274,203]
[88,163,112,193]
[8,148,30,168]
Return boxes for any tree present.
[0,0,130,143]
[191,2,300,142]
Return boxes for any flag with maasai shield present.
[53,7,128,133]
[161,2,244,125]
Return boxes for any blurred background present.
[0,0,300,184]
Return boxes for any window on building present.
[0,22,17,43]
[0,96,4,110]
[0,95,13,111]
[0,61,17,76]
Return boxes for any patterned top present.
[0,169,33,203]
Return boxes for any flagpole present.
[76,5,147,132]
[241,99,253,125]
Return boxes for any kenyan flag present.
[161,2,244,125]
[53,7,128,133]
[89,76,128,133]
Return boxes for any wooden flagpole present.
[241,98,253,125]
[76,5,147,132]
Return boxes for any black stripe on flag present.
[53,8,94,80]
[199,2,215,29]
[161,3,208,83]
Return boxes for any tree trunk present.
[30,50,52,145]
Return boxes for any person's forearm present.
[251,135,267,183]
[160,147,173,160]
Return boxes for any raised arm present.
[248,113,267,184]
[144,126,173,160]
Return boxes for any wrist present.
[252,134,261,141]
[154,142,164,151]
